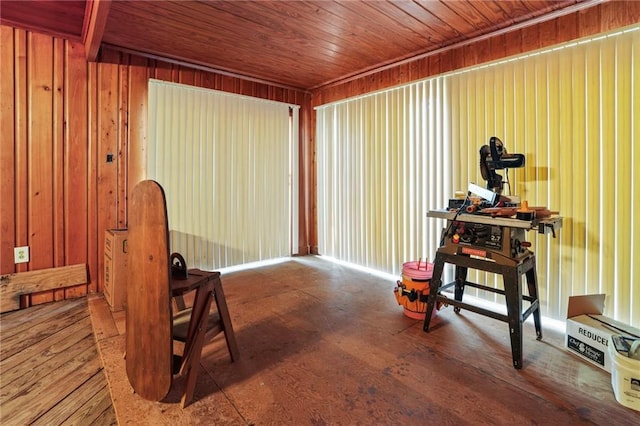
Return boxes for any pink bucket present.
[394,260,437,320]
[402,261,434,280]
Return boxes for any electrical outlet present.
[14,246,29,264]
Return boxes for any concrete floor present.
[90,256,639,425]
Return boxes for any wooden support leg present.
[180,319,209,409]
[180,289,214,408]
[212,278,240,362]
[179,285,210,373]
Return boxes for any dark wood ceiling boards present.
[0,0,86,40]
[1,0,595,90]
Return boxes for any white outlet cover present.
[14,246,30,263]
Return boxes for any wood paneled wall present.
[1,0,637,306]
[0,25,311,307]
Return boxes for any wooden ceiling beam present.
[83,0,112,61]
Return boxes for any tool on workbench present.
[479,136,525,196]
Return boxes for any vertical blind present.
[147,80,298,270]
[316,78,451,275]
[316,26,639,326]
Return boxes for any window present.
[147,80,299,270]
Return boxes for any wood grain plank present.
[179,67,195,86]
[27,31,55,305]
[127,54,150,195]
[0,0,85,40]
[87,60,99,293]
[14,28,28,275]
[578,2,602,38]
[96,58,120,294]
[538,18,558,49]
[117,58,128,228]
[555,12,579,44]
[152,58,174,81]
[31,370,113,425]
[88,402,119,426]
[62,379,116,425]
[441,0,491,31]
[0,296,85,339]
[600,0,629,31]
[0,299,88,361]
[0,26,16,275]
[627,0,640,24]
[52,37,65,303]
[27,31,55,269]
[388,0,465,44]
[323,1,425,51]
[0,264,88,313]
[86,293,119,341]
[489,32,507,61]
[121,0,369,71]
[0,322,93,399]
[83,0,112,61]
[0,343,102,425]
[504,27,524,59]
[520,23,542,53]
[64,39,90,297]
[0,298,115,424]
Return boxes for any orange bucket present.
[394,261,438,320]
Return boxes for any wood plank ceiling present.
[1,0,594,90]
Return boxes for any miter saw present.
[479,136,525,198]
[435,136,560,261]
[447,136,525,210]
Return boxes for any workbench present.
[423,209,562,369]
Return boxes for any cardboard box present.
[104,229,128,312]
[566,294,640,372]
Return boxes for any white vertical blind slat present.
[316,78,451,277]
[147,80,298,270]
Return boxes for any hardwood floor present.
[0,298,116,425]
[92,255,638,425]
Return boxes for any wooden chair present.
[125,179,239,408]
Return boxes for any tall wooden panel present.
[127,55,150,199]
[28,32,55,280]
[65,40,89,276]
[0,26,16,274]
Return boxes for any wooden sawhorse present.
[423,248,542,369]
